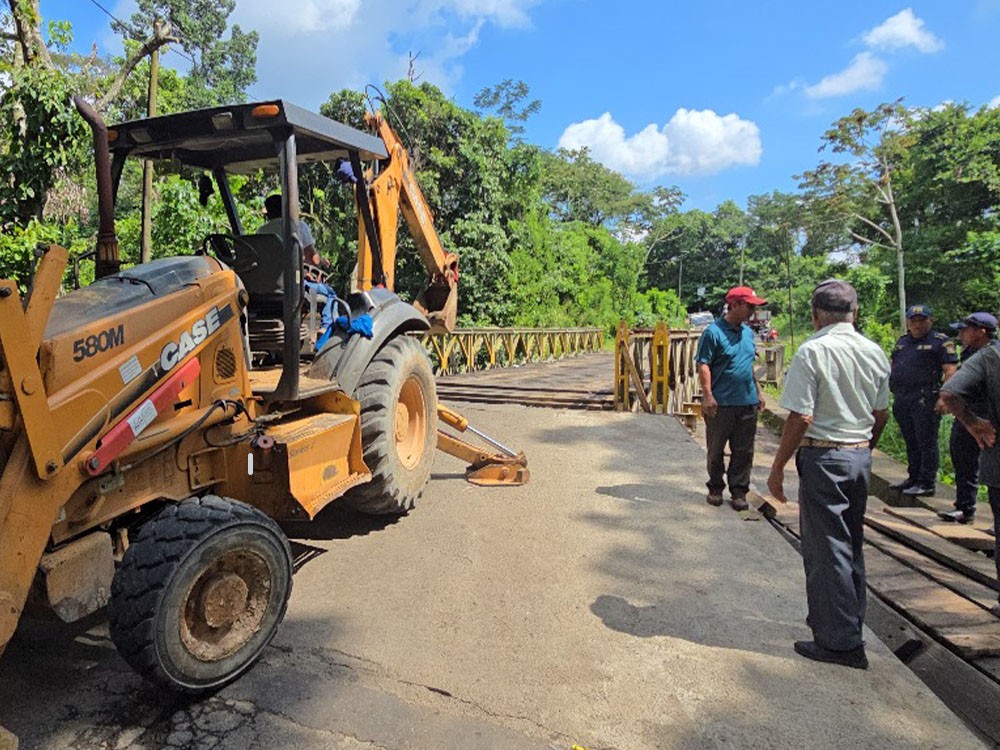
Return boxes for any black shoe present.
[793,640,868,670]
[901,483,935,497]
[730,495,749,511]
[706,493,724,506]
[888,479,915,491]
[937,509,975,524]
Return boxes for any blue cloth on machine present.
[302,280,373,349]
[304,280,339,349]
[335,313,373,339]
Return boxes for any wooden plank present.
[912,494,996,534]
[866,594,1000,745]
[976,657,1000,683]
[622,351,652,413]
[863,510,1000,593]
[865,526,1000,611]
[748,491,799,531]
[865,546,1000,657]
[883,506,996,552]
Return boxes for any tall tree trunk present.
[9,0,52,68]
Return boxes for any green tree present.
[472,78,540,139]
[116,0,258,108]
[643,202,749,309]
[798,101,913,331]
[891,102,1000,323]
[539,147,672,231]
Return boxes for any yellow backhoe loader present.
[0,97,526,701]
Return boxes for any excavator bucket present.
[414,279,457,334]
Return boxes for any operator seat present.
[234,233,327,360]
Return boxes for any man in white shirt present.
[767,279,890,670]
[259,193,330,271]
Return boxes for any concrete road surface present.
[0,400,987,750]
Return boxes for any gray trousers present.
[704,405,758,497]
[797,445,871,651]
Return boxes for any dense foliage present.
[3,3,1000,340]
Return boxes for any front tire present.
[346,335,438,514]
[108,496,293,693]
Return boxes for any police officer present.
[889,304,958,496]
[936,312,998,522]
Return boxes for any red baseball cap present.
[725,286,767,305]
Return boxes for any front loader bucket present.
[414,280,457,334]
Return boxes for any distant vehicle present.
[688,311,715,329]
[749,308,772,332]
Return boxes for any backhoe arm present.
[359,112,459,332]
[437,404,529,486]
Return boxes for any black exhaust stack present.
[73,96,120,279]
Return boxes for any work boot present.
[706,493,724,506]
[730,495,749,511]
[888,479,915,491]
[901,483,935,497]
[937,509,975,524]
[793,640,868,670]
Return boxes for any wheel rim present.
[395,375,428,470]
[179,550,272,662]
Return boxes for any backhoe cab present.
[0,97,523,701]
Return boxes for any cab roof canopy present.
[109,100,388,173]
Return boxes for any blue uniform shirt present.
[695,318,759,406]
[889,331,957,396]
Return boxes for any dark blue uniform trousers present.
[892,393,940,485]
[950,421,981,513]
[797,445,871,651]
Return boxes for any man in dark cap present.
[937,312,998,523]
[888,304,958,497]
[695,286,767,511]
[768,279,890,669]
[939,325,1000,617]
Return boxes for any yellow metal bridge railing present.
[420,327,605,375]
[614,321,784,423]
[614,323,701,419]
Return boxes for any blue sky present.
[44,1,1000,211]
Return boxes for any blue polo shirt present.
[695,318,759,406]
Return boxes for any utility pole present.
[785,228,794,349]
[140,19,163,264]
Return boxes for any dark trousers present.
[797,446,871,652]
[704,405,757,497]
[892,393,940,485]
[950,422,981,513]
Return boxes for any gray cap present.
[812,279,858,312]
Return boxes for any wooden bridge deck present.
[436,351,615,410]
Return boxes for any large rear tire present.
[108,496,292,693]
[346,335,438,514]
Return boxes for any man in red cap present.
[695,286,767,510]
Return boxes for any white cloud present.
[190,0,543,106]
[783,9,942,104]
[804,52,888,99]
[240,0,361,35]
[989,95,1000,109]
[862,8,944,53]
[557,110,761,180]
